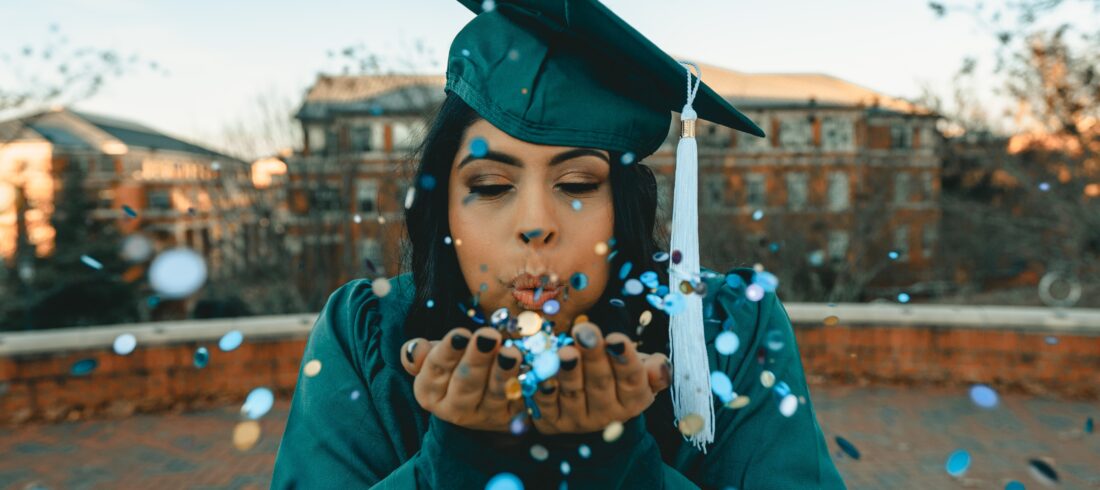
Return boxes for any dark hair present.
[402,92,670,354]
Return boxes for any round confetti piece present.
[571,199,582,211]
[765,330,785,351]
[753,271,779,293]
[677,413,704,436]
[1038,182,1050,191]
[419,174,436,190]
[219,330,244,352]
[516,311,542,336]
[678,281,695,295]
[532,352,560,380]
[578,444,591,459]
[594,242,608,255]
[491,308,510,326]
[727,395,751,409]
[715,331,740,355]
[426,299,435,309]
[760,370,776,388]
[233,420,261,451]
[505,378,523,400]
[303,360,322,377]
[779,394,798,417]
[529,444,549,461]
[888,251,900,260]
[71,359,98,376]
[619,262,633,280]
[671,250,682,264]
[639,310,653,327]
[710,371,734,403]
[609,298,626,308]
[149,248,207,299]
[662,293,685,315]
[542,299,561,315]
[1028,459,1058,485]
[371,277,392,297]
[835,436,861,460]
[945,449,970,477]
[1004,481,1025,490]
[623,279,644,296]
[1086,416,1094,434]
[469,137,489,157]
[570,272,589,291]
[560,460,571,475]
[80,254,104,270]
[509,413,527,435]
[823,315,840,326]
[350,390,360,401]
[120,234,154,262]
[113,333,137,356]
[620,152,635,165]
[652,251,669,262]
[486,473,523,490]
[969,384,998,409]
[745,284,765,302]
[602,421,624,442]
[194,347,209,368]
[640,271,659,289]
[897,293,911,303]
[241,387,275,420]
[752,209,765,221]
[353,214,362,223]
[725,274,745,289]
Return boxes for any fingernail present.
[539,383,556,395]
[575,328,599,349]
[476,335,497,353]
[606,342,627,364]
[497,354,517,370]
[560,358,578,371]
[665,358,674,378]
[451,334,470,350]
[405,341,417,363]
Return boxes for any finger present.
[481,344,521,413]
[532,377,559,424]
[573,322,616,418]
[444,327,501,408]
[401,338,431,376]
[642,352,671,393]
[555,345,584,427]
[415,328,471,406]
[604,332,649,406]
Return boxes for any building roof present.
[294,62,931,120]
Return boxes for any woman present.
[273,1,846,488]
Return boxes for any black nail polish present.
[451,334,470,350]
[476,335,496,353]
[539,383,556,395]
[497,354,517,370]
[560,358,578,371]
[606,342,627,364]
[576,328,599,349]
[405,341,417,363]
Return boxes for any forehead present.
[461,119,610,161]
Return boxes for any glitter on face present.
[219,330,244,352]
[571,199,582,211]
[594,242,609,255]
[113,333,137,355]
[241,387,275,420]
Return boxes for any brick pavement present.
[0,385,1096,489]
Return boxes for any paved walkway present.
[1,385,1097,489]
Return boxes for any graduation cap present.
[448,0,765,450]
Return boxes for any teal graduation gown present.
[272,268,846,489]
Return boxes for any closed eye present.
[558,183,600,195]
[469,184,513,197]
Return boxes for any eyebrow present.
[457,148,610,168]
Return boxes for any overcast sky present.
[2,0,1088,154]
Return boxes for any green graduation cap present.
[447,0,765,450]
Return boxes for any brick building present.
[286,63,941,305]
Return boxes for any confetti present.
[469,137,489,157]
[509,413,527,435]
[620,152,635,165]
[303,360,322,377]
[835,436,861,460]
[522,229,543,241]
[652,251,669,262]
[969,384,998,409]
[491,307,510,326]
[727,395,750,409]
[823,315,840,326]
[1004,481,1025,490]
[897,293,911,303]
[710,371,734,403]
[505,378,523,400]
[149,248,207,299]
[372,277,392,297]
[662,293,685,315]
[571,199,582,211]
[640,271,659,289]
[578,444,591,459]
[532,351,560,379]
[1028,459,1058,486]
[715,331,739,355]
[353,214,362,223]
[1038,182,1050,191]
[753,271,779,293]
[760,370,776,388]
[678,414,704,436]
[752,209,764,220]
[602,421,624,442]
[419,174,436,190]
[404,187,416,209]
[725,273,744,289]
[193,347,209,368]
[609,298,625,307]
[639,311,652,327]
[241,387,275,420]
[350,390,361,401]
[70,359,97,376]
[80,254,103,270]
[1086,416,1094,434]
[569,272,589,291]
[765,330,785,351]
[219,330,244,352]
[945,449,970,477]
[233,421,261,451]
[529,444,549,461]
[516,311,542,336]
[594,242,608,255]
[888,251,900,260]
[560,460,571,475]
[779,394,798,417]
[671,250,682,264]
[618,262,633,280]
[122,204,138,218]
[745,284,765,302]
[121,234,154,262]
[485,473,522,490]
[623,279,644,296]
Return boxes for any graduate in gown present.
[273,1,847,488]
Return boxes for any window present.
[349,125,373,152]
[894,173,911,205]
[359,238,384,273]
[828,231,849,261]
[746,173,766,208]
[921,171,934,201]
[148,190,171,210]
[827,171,850,211]
[786,172,808,211]
[779,117,813,150]
[893,226,910,261]
[922,225,938,259]
[703,177,725,212]
[738,116,770,152]
[309,188,341,212]
[698,122,729,148]
[821,117,854,151]
[890,124,912,149]
[357,179,378,214]
[308,126,326,152]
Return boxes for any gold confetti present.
[679,281,695,294]
[639,310,653,327]
[594,241,609,255]
[233,421,262,451]
[602,421,624,442]
[823,315,839,326]
[454,238,463,246]
[303,360,322,377]
[677,413,704,436]
[517,311,543,336]
[505,378,523,400]
[574,314,589,326]
[760,370,776,388]
[371,277,392,297]
[727,395,751,409]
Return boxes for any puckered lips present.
[510,272,562,311]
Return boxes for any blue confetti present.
[241,387,275,420]
[485,473,523,490]
[426,299,435,308]
[122,205,138,218]
[835,436,861,460]
[640,271,659,289]
[219,330,244,352]
[725,273,745,289]
[620,152,635,165]
[570,272,588,291]
[623,279,644,296]
[753,271,779,293]
[70,359,98,376]
[609,298,625,307]
[1086,416,1093,434]
[969,384,999,409]
[715,331,740,355]
[897,293,911,303]
[193,347,209,368]
[945,449,970,477]
[571,199,582,211]
[542,299,560,315]
[80,254,103,270]
[752,209,764,221]
[419,174,437,190]
[662,293,685,315]
[469,137,489,158]
[619,262,632,280]
[1004,481,1025,490]
[888,251,900,260]
[1038,182,1050,192]
[710,371,734,403]
[652,251,669,262]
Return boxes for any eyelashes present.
[466,183,601,198]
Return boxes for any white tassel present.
[669,61,713,451]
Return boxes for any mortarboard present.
[448,0,766,450]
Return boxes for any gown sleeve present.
[688,269,847,489]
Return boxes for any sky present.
[0,0,1081,155]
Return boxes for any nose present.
[515,189,558,248]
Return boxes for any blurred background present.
[0,1,1097,488]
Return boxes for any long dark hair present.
[402,92,671,354]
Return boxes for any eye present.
[469,184,513,197]
[558,182,600,195]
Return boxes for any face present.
[448,119,614,333]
